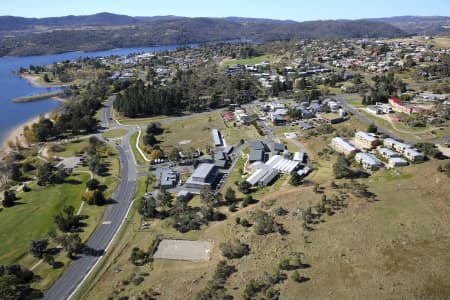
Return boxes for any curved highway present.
[44,98,137,300]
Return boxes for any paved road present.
[44,100,137,300]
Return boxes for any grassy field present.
[130,131,148,166]
[116,115,172,126]
[222,54,272,67]
[81,108,450,299]
[158,112,226,153]
[387,36,450,50]
[0,173,90,265]
[222,122,261,145]
[47,139,120,199]
[102,128,128,139]
[48,139,90,157]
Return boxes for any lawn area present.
[0,172,90,266]
[222,123,261,146]
[48,139,120,199]
[116,115,172,126]
[130,131,148,165]
[48,139,89,157]
[348,99,365,108]
[222,54,272,67]
[158,112,226,153]
[102,128,128,139]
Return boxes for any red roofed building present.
[222,111,235,121]
[388,96,434,115]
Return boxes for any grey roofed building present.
[293,152,306,162]
[246,168,278,186]
[388,157,408,168]
[54,157,82,172]
[309,102,322,113]
[299,121,314,130]
[215,159,228,168]
[269,142,286,154]
[212,129,223,147]
[301,109,314,119]
[213,150,229,169]
[259,169,278,186]
[247,140,266,151]
[249,149,265,163]
[247,168,269,186]
[214,151,227,161]
[157,168,178,189]
[355,153,383,170]
[297,166,311,177]
[221,146,234,154]
[185,163,219,189]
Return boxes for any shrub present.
[219,240,250,259]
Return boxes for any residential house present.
[403,148,425,162]
[355,153,383,170]
[383,138,411,153]
[331,137,358,156]
[388,157,408,168]
[377,147,401,159]
[355,131,380,149]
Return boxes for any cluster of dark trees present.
[31,81,107,142]
[196,260,237,300]
[129,247,151,266]
[438,161,450,177]
[2,190,17,207]
[37,163,68,186]
[414,143,443,159]
[137,186,255,233]
[0,264,42,299]
[113,70,259,118]
[113,81,183,117]
[362,72,406,105]
[54,205,80,232]
[143,122,164,147]
[219,239,250,259]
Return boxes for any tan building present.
[331,137,358,156]
[355,131,380,150]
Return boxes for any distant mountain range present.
[0,13,448,56]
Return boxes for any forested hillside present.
[0,14,408,56]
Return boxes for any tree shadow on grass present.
[64,179,82,185]
[52,261,64,269]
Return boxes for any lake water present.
[0,45,187,146]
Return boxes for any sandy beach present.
[0,115,41,156]
[0,74,64,157]
[20,73,70,88]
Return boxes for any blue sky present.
[1,0,449,20]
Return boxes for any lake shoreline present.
[19,73,70,88]
[0,115,42,157]
[0,73,64,157]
